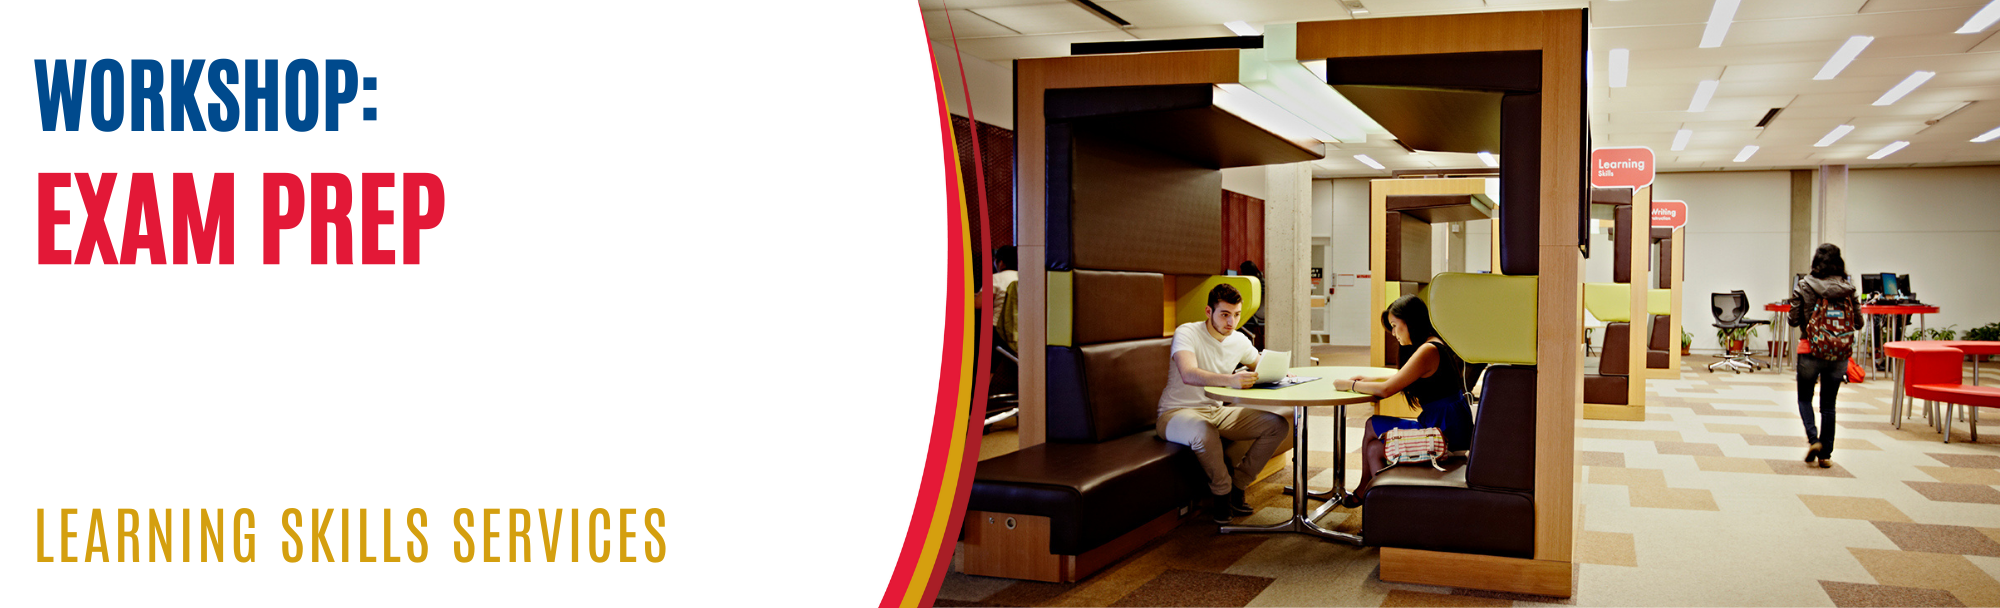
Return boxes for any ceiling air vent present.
[1754,107,1783,128]
[1341,0,1369,16]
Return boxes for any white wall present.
[932,42,1013,130]
[1222,165,1268,199]
[1324,178,1373,345]
[1845,166,2000,334]
[1654,170,1797,353]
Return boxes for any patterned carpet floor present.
[946,357,2000,607]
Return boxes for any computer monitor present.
[1899,274,1913,298]
[1882,273,1902,298]
[1862,273,1883,296]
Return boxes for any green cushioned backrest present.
[1648,288,1670,316]
[1583,282,1631,323]
[1174,275,1261,328]
[1423,272,1538,365]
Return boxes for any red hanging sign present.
[1651,200,1687,229]
[1590,147,1655,189]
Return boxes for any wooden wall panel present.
[1532,10,1584,570]
[1222,190,1265,274]
[1297,12,1545,59]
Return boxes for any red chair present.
[1902,344,2000,443]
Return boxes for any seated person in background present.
[992,246,1019,350]
[1331,295,1474,508]
[1157,284,1289,524]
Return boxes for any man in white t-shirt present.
[1157,283,1287,524]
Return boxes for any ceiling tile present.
[1128,24,1240,39]
[1857,0,1993,13]
[917,0,1068,10]
[972,4,1121,35]
[1736,0,1869,21]
[950,30,1135,61]
[923,10,1024,39]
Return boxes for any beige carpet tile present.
[1928,453,2000,469]
[1763,459,1858,478]
[1741,433,1813,448]
[1905,481,2000,505]
[1626,485,1722,511]
[1918,466,2000,486]
[1645,413,1673,422]
[1817,580,1965,607]
[1588,466,1666,488]
[1654,441,1726,457]
[1872,521,2000,557]
[1694,455,1778,474]
[1799,495,1914,523]
[1578,428,1684,443]
[1378,589,1510,607]
[1839,438,1885,451]
[1705,423,1771,435]
[1577,530,1637,567]
[1849,547,2000,607]
[1579,451,1626,468]
[1109,569,1274,607]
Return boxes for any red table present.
[1885,341,2000,436]
[1861,304,1940,373]
[1765,303,1792,370]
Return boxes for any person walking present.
[1788,243,1861,468]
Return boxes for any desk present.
[1206,365,1393,544]
[1765,303,1792,370]
[1861,304,1940,372]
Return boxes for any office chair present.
[1707,291,1769,373]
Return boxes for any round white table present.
[1205,365,1395,544]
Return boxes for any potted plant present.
[1680,328,1694,356]
[1715,325,1759,355]
[1966,322,2000,361]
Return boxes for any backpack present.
[1803,291,1857,360]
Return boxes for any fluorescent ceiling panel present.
[1672,129,1692,151]
[1872,71,1935,106]
[1733,145,1758,162]
[1224,21,1257,36]
[1688,80,1719,112]
[1973,126,2000,143]
[1354,154,1385,170]
[1814,124,1855,147]
[1610,49,1629,88]
[1477,152,1498,167]
[1958,0,2000,34]
[1701,0,1742,48]
[1814,36,1873,80]
[1868,140,1909,159]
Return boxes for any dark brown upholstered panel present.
[1071,134,1220,275]
[1074,270,1167,345]
[1648,351,1669,369]
[1590,186,1632,205]
[1613,204,1632,284]
[1583,375,1627,404]
[1468,366,1536,492]
[1083,338,1173,442]
[969,433,1199,555]
[1498,92,1540,276]
[1650,315,1671,351]
[1599,322,1629,375]
[1386,213,1431,283]
[1656,237,1673,288]
[1363,366,1537,558]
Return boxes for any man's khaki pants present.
[1158,406,1287,496]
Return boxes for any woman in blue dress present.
[1329,295,1475,508]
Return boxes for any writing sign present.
[1590,147,1655,189]
[1652,200,1687,229]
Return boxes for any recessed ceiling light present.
[1867,141,1909,159]
[1672,129,1692,151]
[1354,154,1385,170]
[1609,49,1629,88]
[1973,126,2000,143]
[1701,0,1742,48]
[1814,124,1856,147]
[1732,145,1758,162]
[1477,152,1498,167]
[1957,0,2000,34]
[1814,36,1873,80]
[1688,80,1719,112]
[1224,21,1258,36]
[1873,71,1935,106]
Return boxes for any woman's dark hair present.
[1381,295,1439,343]
[1238,260,1261,277]
[1809,243,1847,279]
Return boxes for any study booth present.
[1645,217,1686,380]
[1580,186,1650,421]
[972,9,1588,597]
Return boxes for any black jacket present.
[1788,275,1860,329]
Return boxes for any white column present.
[1265,162,1314,366]
[1448,221,1467,273]
[1817,164,1847,250]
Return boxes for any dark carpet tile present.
[1108,569,1273,607]
[1763,459,1856,478]
[1872,521,2000,557]
[1904,481,2000,505]
[1926,453,2000,469]
[1819,580,1965,607]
